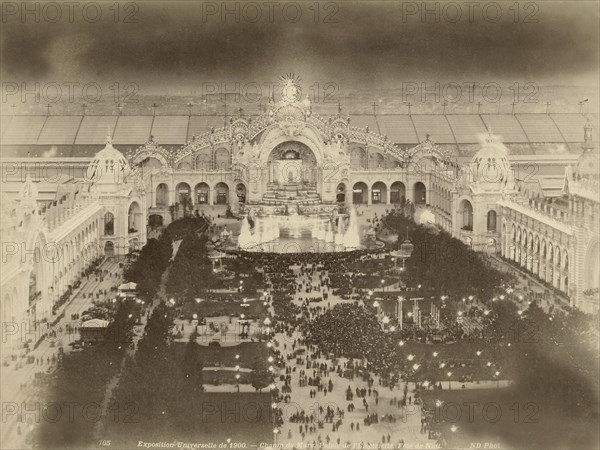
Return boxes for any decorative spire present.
[105,126,113,145]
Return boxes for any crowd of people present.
[239,251,435,448]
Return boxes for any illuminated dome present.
[469,132,514,192]
[87,135,130,184]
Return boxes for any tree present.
[104,299,139,347]
[166,231,215,301]
[182,332,204,392]
[251,366,271,392]
[124,238,171,302]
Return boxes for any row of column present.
[153,184,234,207]
[503,223,569,293]
[431,185,452,213]
[50,216,102,311]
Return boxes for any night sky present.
[1,1,599,94]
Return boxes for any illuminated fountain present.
[236,207,374,253]
[311,221,320,239]
[343,207,361,249]
[238,216,253,250]
[254,226,263,246]
[324,220,334,243]
[263,216,280,242]
[316,220,326,241]
[334,216,345,246]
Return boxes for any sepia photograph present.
[1,1,599,449]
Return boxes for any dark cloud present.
[1,1,598,90]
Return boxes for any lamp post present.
[382,315,390,329]
[373,300,380,318]
[397,296,404,329]
[273,428,280,446]
[399,230,414,271]
[447,371,452,390]
[495,371,500,388]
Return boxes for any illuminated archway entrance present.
[267,141,318,184]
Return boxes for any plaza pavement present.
[267,265,431,449]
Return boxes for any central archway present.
[267,141,318,184]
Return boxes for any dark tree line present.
[124,217,209,302]
[385,211,510,298]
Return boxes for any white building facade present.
[1,86,598,359]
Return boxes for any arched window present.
[128,202,140,233]
[156,183,169,206]
[104,241,115,257]
[373,153,385,169]
[104,212,114,236]
[214,148,230,170]
[460,200,473,231]
[196,153,211,171]
[350,147,367,170]
[487,210,497,232]
[413,182,426,205]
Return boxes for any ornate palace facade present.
[1,81,599,360]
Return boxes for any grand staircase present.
[255,182,323,206]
